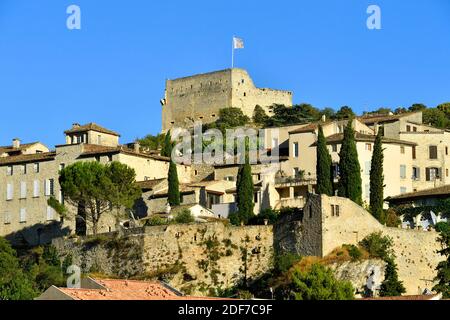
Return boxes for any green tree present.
[437,102,450,118]
[337,119,362,205]
[107,162,142,224]
[370,130,385,223]
[380,257,406,297]
[138,133,165,151]
[0,237,36,300]
[320,107,336,120]
[433,222,450,298]
[409,103,427,112]
[167,161,181,206]
[423,108,448,128]
[289,263,354,300]
[253,105,269,126]
[174,209,195,224]
[215,107,250,131]
[234,153,255,225]
[359,232,394,261]
[335,106,355,119]
[316,125,333,196]
[161,130,174,157]
[59,161,141,235]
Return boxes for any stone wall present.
[53,222,274,296]
[304,195,442,295]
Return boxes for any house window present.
[400,146,405,154]
[33,180,40,197]
[406,125,411,132]
[426,167,440,181]
[446,147,449,156]
[293,142,299,158]
[400,165,407,179]
[254,192,259,203]
[332,163,340,178]
[413,127,417,132]
[6,183,13,200]
[20,208,26,223]
[4,212,11,225]
[331,205,335,216]
[46,206,54,221]
[365,161,371,175]
[429,146,438,159]
[108,155,113,162]
[412,146,416,160]
[412,167,420,180]
[332,144,338,152]
[95,156,100,162]
[59,163,65,171]
[335,205,340,217]
[34,163,40,173]
[21,164,27,174]
[365,143,372,151]
[400,187,407,194]
[7,166,13,176]
[20,182,27,199]
[45,179,54,196]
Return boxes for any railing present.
[275,197,306,209]
[275,175,317,185]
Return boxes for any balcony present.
[275,175,317,187]
[275,197,306,210]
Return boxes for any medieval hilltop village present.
[1,67,450,300]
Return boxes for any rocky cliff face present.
[330,259,386,297]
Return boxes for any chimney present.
[134,141,141,153]
[12,138,21,149]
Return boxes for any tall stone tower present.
[160,68,293,132]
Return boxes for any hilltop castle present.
[160,68,293,131]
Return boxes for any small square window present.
[400,146,405,154]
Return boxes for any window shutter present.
[426,168,431,181]
[6,183,13,200]
[33,180,40,197]
[416,167,420,179]
[46,206,54,221]
[20,182,26,198]
[20,208,26,223]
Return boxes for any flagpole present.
[231,36,234,68]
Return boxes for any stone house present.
[0,123,190,246]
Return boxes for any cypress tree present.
[316,125,333,196]
[161,130,173,158]
[380,257,406,297]
[167,161,180,206]
[370,130,385,223]
[236,150,255,224]
[337,119,362,205]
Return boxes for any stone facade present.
[53,223,274,296]
[161,68,292,131]
[301,195,442,295]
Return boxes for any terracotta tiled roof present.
[57,278,231,300]
[0,152,56,165]
[361,294,440,300]
[64,123,121,137]
[323,133,417,146]
[0,141,42,154]
[78,144,171,162]
[358,112,419,125]
[387,185,450,202]
[136,178,166,190]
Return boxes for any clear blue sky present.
[1,0,450,148]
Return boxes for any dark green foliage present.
[359,232,394,261]
[234,154,255,225]
[433,222,450,298]
[253,105,269,125]
[215,107,250,131]
[335,106,355,119]
[288,263,354,300]
[380,257,406,297]
[275,253,302,273]
[370,130,385,223]
[363,108,393,116]
[248,208,279,225]
[161,130,174,157]
[174,209,195,224]
[423,108,448,129]
[0,238,36,300]
[384,209,401,227]
[47,196,67,218]
[59,161,141,235]
[137,133,165,151]
[316,125,333,196]
[337,119,362,205]
[409,103,427,112]
[265,104,321,127]
[343,244,363,261]
[168,161,181,206]
[145,215,168,226]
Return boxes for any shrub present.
[275,253,302,273]
[175,209,195,224]
[145,215,168,226]
[359,232,394,260]
[384,209,401,227]
[343,244,363,261]
[248,208,279,225]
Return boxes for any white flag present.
[233,37,244,49]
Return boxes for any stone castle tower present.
[160,68,293,132]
